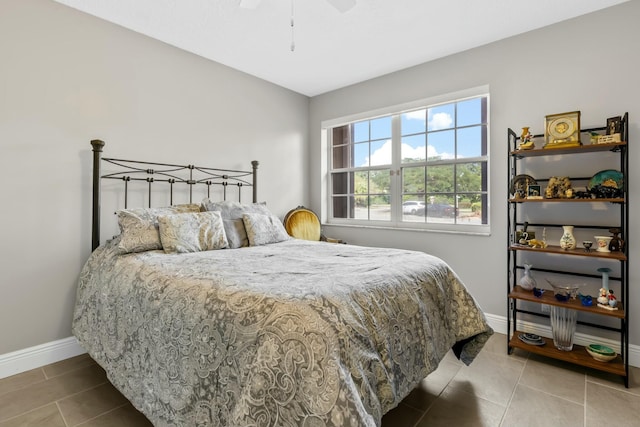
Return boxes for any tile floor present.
[0,333,638,427]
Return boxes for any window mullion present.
[391,114,402,223]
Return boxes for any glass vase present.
[560,225,577,250]
[520,263,537,291]
[550,306,578,351]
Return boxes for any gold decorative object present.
[544,176,572,198]
[544,111,581,149]
[519,126,535,150]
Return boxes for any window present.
[325,89,489,234]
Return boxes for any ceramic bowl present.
[588,344,615,356]
[586,346,616,362]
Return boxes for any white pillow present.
[242,212,290,246]
[200,199,271,248]
[117,204,201,254]
[158,211,229,253]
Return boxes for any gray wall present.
[0,0,309,355]
[1,0,638,359]
[310,2,640,347]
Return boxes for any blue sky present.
[353,97,484,167]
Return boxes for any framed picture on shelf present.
[527,185,542,199]
[607,116,622,135]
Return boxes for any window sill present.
[323,221,491,237]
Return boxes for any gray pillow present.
[158,211,228,253]
[200,199,272,248]
[242,212,290,246]
[117,204,201,254]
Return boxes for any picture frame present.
[544,111,581,148]
[527,184,542,199]
[606,116,622,135]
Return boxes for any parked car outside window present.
[402,201,425,215]
[427,203,457,218]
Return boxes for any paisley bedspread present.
[72,238,492,427]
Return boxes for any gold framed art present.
[544,111,581,149]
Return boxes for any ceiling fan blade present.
[239,0,262,9]
[325,0,356,13]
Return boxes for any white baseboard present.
[0,318,637,380]
[485,313,640,368]
[0,337,86,380]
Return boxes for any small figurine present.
[545,177,558,198]
[557,176,572,198]
[597,287,609,306]
[519,128,535,150]
[608,290,617,308]
[528,239,547,248]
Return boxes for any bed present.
[72,140,493,427]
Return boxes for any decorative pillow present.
[201,199,272,248]
[117,204,201,254]
[242,212,290,246]
[158,211,228,253]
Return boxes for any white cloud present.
[428,112,453,130]
[403,110,426,121]
[367,139,392,166]
[363,139,453,166]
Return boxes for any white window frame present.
[321,86,490,235]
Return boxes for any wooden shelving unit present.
[506,113,629,387]
[509,331,625,376]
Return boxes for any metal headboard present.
[91,139,259,250]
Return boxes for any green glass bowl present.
[587,344,615,356]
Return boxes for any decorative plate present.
[510,174,537,196]
[518,333,545,346]
[587,169,624,191]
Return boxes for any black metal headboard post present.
[252,160,259,203]
[90,140,258,251]
[91,140,105,251]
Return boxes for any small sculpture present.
[608,290,617,308]
[519,127,535,150]
[545,176,573,199]
[597,287,609,306]
[528,239,547,248]
[557,176,573,198]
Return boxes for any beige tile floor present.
[0,333,638,427]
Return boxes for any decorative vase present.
[598,267,612,292]
[520,263,537,291]
[550,306,578,351]
[608,228,623,252]
[594,235,612,253]
[560,225,576,250]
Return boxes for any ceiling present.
[53,0,628,97]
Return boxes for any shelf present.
[510,141,627,158]
[509,244,627,261]
[509,198,624,204]
[509,286,625,319]
[509,331,626,377]
[507,113,628,387]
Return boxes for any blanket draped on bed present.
[72,239,492,427]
